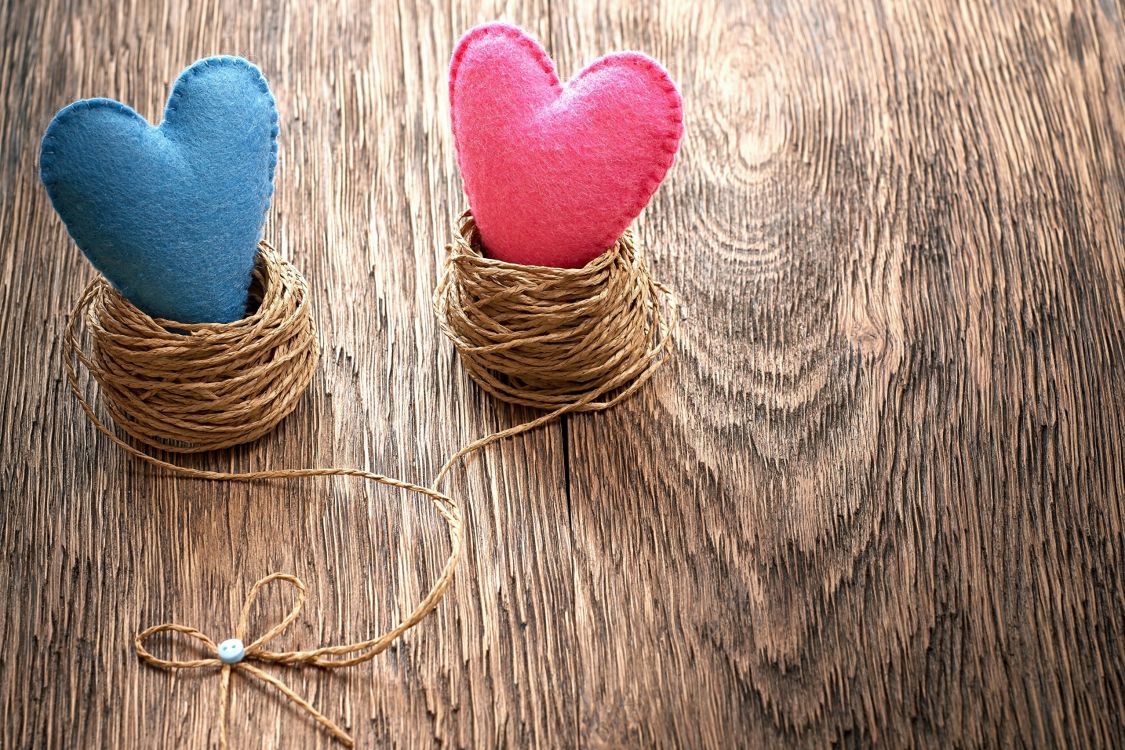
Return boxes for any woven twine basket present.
[67,242,319,453]
[434,212,678,412]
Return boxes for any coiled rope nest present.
[65,242,319,453]
[434,212,679,412]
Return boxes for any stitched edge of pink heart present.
[449,23,684,265]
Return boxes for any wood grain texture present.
[1,0,1123,748]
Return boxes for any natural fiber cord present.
[64,224,678,748]
[65,243,463,748]
[75,242,318,453]
[435,212,678,411]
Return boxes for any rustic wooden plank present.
[0,0,580,747]
[553,0,1125,747]
[3,0,1125,748]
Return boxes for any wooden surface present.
[2,0,1125,747]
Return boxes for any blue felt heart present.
[40,56,278,324]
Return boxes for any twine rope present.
[78,242,319,453]
[133,574,357,747]
[64,223,677,748]
[434,213,678,411]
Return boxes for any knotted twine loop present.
[434,212,679,412]
[63,221,678,748]
[135,574,355,748]
[65,242,463,749]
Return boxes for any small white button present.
[217,638,245,665]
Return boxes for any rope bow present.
[135,573,355,749]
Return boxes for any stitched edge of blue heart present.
[39,56,279,324]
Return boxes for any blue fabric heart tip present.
[40,56,279,324]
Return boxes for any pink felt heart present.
[449,23,683,268]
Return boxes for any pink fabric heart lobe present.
[449,23,683,268]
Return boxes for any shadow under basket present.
[66,241,320,453]
[433,212,678,412]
